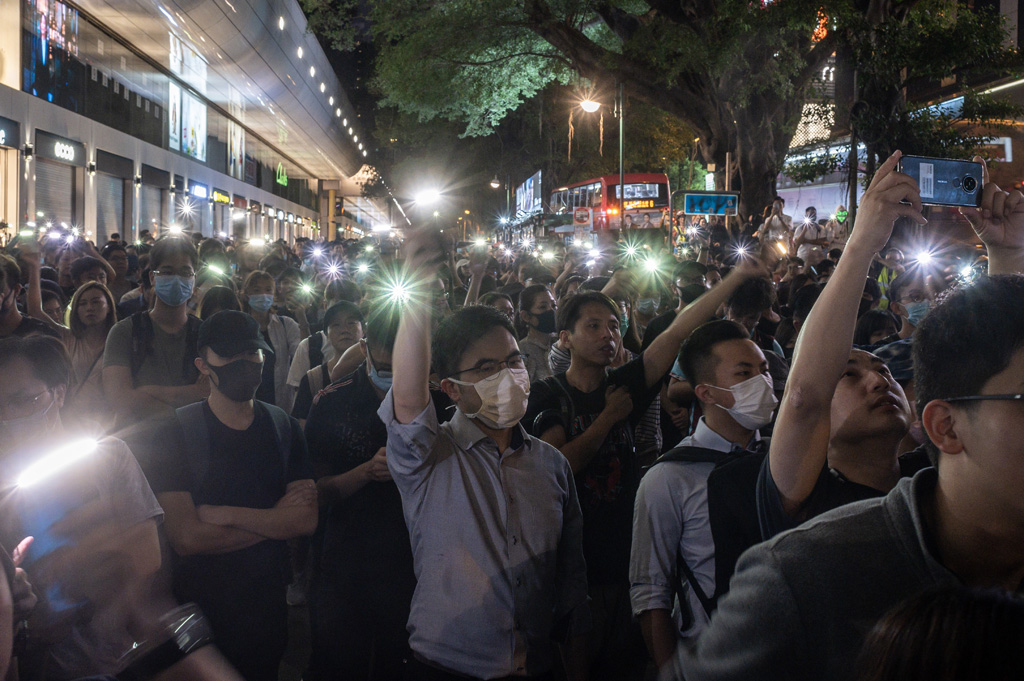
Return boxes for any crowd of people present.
[0,149,1022,681]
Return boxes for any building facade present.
[0,0,386,244]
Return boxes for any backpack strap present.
[182,315,202,382]
[129,312,153,383]
[258,401,293,482]
[532,374,576,439]
[649,445,742,621]
[175,402,211,499]
[307,332,325,369]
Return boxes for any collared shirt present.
[378,393,590,679]
[519,334,554,384]
[629,418,760,640]
[666,469,959,681]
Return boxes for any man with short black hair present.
[664,149,1009,681]
[103,237,209,427]
[525,263,759,680]
[630,319,774,667]
[724,278,784,357]
[134,310,317,681]
[0,255,60,339]
[384,226,589,681]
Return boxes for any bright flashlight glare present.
[775,241,787,255]
[388,283,411,303]
[357,263,369,273]
[735,245,750,257]
[960,265,974,279]
[916,251,934,265]
[64,234,75,244]
[19,230,33,237]
[169,224,183,234]
[474,238,486,247]
[301,283,313,294]
[208,264,225,276]
[327,263,341,277]
[584,242,595,252]
[312,247,323,258]
[250,237,265,247]
[625,246,637,257]
[644,258,660,272]
[18,438,99,488]
[587,259,597,267]
[415,189,442,205]
[543,252,555,260]
[365,245,374,253]
[71,226,79,236]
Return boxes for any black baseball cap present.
[198,310,274,358]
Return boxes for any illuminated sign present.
[0,116,18,150]
[211,188,230,204]
[276,163,288,186]
[35,130,85,167]
[683,192,739,216]
[189,181,209,199]
[276,209,285,221]
[624,200,655,210]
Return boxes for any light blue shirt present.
[378,392,590,678]
[630,418,761,640]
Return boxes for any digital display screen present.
[615,183,662,199]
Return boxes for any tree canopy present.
[304,0,1022,219]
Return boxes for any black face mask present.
[533,309,557,334]
[208,359,264,402]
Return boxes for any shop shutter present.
[139,185,163,234]
[35,159,75,226]
[95,173,125,242]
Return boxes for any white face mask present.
[450,367,531,430]
[708,373,778,430]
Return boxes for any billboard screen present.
[515,170,542,217]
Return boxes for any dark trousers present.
[403,655,555,681]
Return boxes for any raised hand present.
[850,150,927,255]
[403,223,446,284]
[960,156,1024,274]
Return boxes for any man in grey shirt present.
[381,230,589,680]
[665,153,1024,681]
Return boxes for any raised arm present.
[393,225,444,424]
[463,245,488,307]
[960,156,1024,276]
[642,262,759,388]
[769,151,925,515]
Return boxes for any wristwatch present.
[117,603,214,681]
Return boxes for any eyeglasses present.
[449,353,526,379]
[154,268,196,278]
[0,389,52,419]
[942,394,1024,404]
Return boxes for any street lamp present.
[415,188,442,205]
[489,176,501,190]
[580,84,626,231]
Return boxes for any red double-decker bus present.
[549,173,671,232]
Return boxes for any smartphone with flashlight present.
[896,155,983,208]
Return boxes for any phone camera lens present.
[962,176,978,193]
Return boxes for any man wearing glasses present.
[664,154,1024,681]
[103,236,209,427]
[382,225,590,681]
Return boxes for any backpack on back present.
[650,443,767,621]
[174,400,293,499]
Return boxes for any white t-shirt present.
[794,221,826,266]
[762,214,792,242]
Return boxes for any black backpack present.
[129,311,202,386]
[307,332,325,369]
[174,401,293,499]
[649,442,767,619]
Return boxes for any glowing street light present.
[489,176,501,190]
[580,99,601,113]
[916,251,934,266]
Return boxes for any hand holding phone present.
[897,155,983,207]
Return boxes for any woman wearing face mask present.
[518,284,557,383]
[242,270,301,412]
[58,282,118,431]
